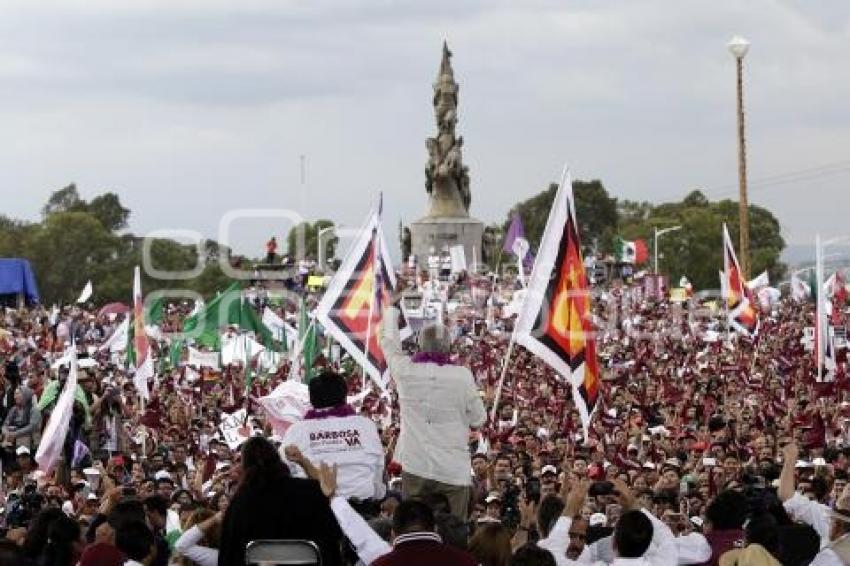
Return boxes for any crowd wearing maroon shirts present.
[0,275,846,565]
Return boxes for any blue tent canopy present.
[0,258,40,304]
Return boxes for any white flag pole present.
[490,333,518,423]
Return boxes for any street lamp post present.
[654,225,682,274]
[317,226,336,272]
[729,35,751,279]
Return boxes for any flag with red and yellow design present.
[514,167,600,437]
[722,224,759,336]
[315,206,410,392]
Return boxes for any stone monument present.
[409,42,484,270]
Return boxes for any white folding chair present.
[245,539,322,566]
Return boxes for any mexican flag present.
[614,238,649,264]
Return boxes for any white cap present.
[16,445,30,456]
[541,465,558,476]
[690,516,704,528]
[642,462,656,470]
[589,512,607,527]
[215,461,232,471]
[87,493,98,501]
[154,470,172,481]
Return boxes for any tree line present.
[0,185,233,305]
[492,181,785,289]
[0,180,786,304]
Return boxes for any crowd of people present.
[0,266,847,565]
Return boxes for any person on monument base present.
[381,277,486,519]
[265,236,277,264]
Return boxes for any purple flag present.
[503,213,526,254]
[503,213,535,270]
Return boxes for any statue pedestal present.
[409,216,484,271]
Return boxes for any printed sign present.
[218,409,257,450]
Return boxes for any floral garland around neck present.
[411,351,456,366]
[304,404,356,420]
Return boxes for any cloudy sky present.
[1,0,848,259]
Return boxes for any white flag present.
[220,334,265,367]
[261,307,297,351]
[99,318,129,353]
[449,245,467,273]
[76,280,93,303]
[791,272,811,302]
[36,346,79,472]
[188,347,220,370]
[746,271,770,290]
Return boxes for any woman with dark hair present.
[469,523,512,566]
[22,507,65,561]
[38,513,83,566]
[217,436,343,566]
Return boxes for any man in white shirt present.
[381,302,486,519]
[780,441,850,565]
[537,479,678,566]
[282,371,385,502]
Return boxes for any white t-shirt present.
[282,414,386,501]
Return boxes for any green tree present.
[41,184,84,217]
[25,212,120,304]
[87,193,130,232]
[286,219,336,261]
[623,191,786,289]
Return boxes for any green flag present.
[169,339,183,368]
[147,296,164,326]
[302,323,318,383]
[183,283,274,350]
[808,271,819,304]
[234,300,274,345]
[182,282,242,349]
[298,298,309,340]
[126,317,136,368]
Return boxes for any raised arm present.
[538,479,589,561]
[611,478,678,565]
[380,306,413,379]
[319,463,391,565]
[779,441,831,546]
[284,444,320,480]
[778,441,798,502]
